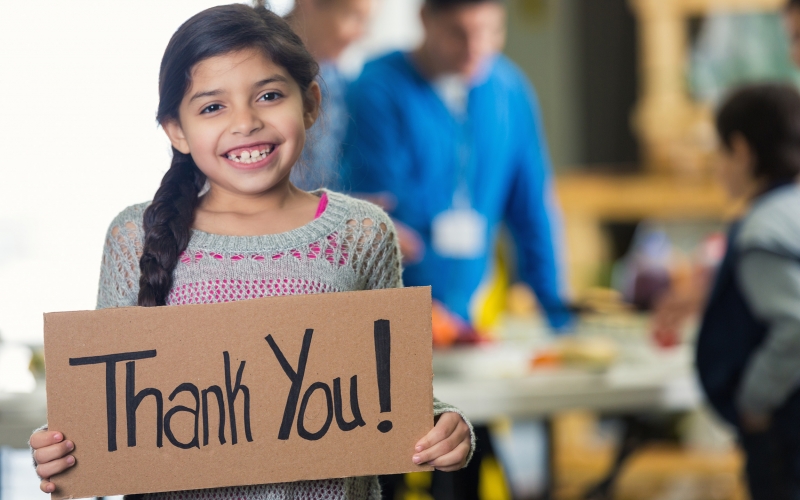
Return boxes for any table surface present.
[432,315,702,424]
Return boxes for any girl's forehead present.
[190,48,282,81]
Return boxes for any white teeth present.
[227,146,273,163]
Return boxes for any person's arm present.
[96,208,144,309]
[342,76,428,262]
[503,83,572,331]
[736,250,800,421]
[341,76,416,212]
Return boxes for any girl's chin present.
[213,173,293,196]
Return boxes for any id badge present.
[432,209,487,259]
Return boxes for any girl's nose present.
[230,106,264,136]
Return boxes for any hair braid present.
[137,149,206,307]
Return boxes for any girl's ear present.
[162,119,192,155]
[303,81,322,130]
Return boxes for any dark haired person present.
[29,4,475,498]
[342,0,572,332]
[696,83,800,500]
[284,0,372,190]
[343,0,570,497]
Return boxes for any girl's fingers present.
[36,454,75,480]
[40,479,56,494]
[29,431,63,450]
[428,441,472,472]
[415,413,460,452]
[33,441,74,466]
[413,420,470,465]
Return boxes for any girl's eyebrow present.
[254,75,289,87]
[189,89,224,103]
[188,75,289,103]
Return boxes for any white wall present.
[0,0,420,344]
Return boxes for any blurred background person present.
[283,0,373,190]
[342,0,573,335]
[787,0,800,67]
[342,1,572,495]
[652,0,800,338]
[696,83,800,500]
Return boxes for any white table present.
[432,342,702,424]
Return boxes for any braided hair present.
[138,4,320,307]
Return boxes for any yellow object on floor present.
[402,472,433,500]
[479,455,512,500]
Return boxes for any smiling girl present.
[28,4,473,499]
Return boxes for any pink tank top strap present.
[314,192,329,219]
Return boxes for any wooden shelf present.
[555,172,733,221]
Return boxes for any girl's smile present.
[222,142,279,170]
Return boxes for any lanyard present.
[452,110,476,210]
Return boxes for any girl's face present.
[163,48,320,198]
[716,133,757,199]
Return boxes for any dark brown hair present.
[138,4,319,307]
[716,83,800,188]
[788,0,800,10]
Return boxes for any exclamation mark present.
[374,319,392,433]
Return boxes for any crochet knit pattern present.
[88,190,474,500]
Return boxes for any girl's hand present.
[29,430,76,493]
[412,412,471,472]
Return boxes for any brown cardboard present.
[44,287,434,499]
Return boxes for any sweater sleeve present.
[96,206,145,310]
[736,250,800,415]
[347,203,403,291]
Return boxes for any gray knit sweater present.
[53,190,473,500]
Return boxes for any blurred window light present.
[0,345,35,394]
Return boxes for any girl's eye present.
[259,92,282,102]
[201,104,223,114]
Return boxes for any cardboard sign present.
[44,287,434,499]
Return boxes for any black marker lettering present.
[333,376,365,431]
[297,382,333,441]
[223,352,252,445]
[68,350,157,452]
[126,361,163,448]
[164,383,200,450]
[201,385,226,446]
[266,329,314,440]
[374,320,393,433]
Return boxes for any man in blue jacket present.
[342,0,572,332]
